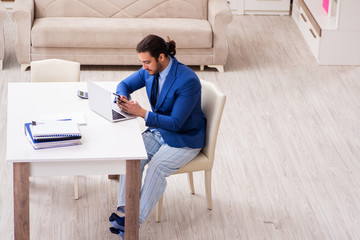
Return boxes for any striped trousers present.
[117,130,200,223]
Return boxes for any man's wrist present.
[139,108,147,119]
[144,111,149,121]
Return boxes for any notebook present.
[30,120,81,141]
[24,122,82,149]
[87,81,135,122]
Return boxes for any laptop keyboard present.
[112,110,126,120]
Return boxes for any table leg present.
[125,160,141,240]
[13,162,30,240]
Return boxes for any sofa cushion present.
[31,17,213,49]
[34,0,208,19]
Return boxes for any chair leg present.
[156,195,164,223]
[205,170,212,210]
[188,172,195,194]
[74,176,79,200]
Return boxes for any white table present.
[7,82,147,240]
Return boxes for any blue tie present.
[151,74,159,107]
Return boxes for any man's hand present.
[116,96,147,119]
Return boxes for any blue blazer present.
[116,57,206,149]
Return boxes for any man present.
[109,34,206,237]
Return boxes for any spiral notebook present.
[29,120,81,141]
[24,120,82,149]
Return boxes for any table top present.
[7,81,147,163]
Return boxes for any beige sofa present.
[12,0,232,72]
[0,3,7,70]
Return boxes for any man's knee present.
[147,161,173,178]
[141,130,152,142]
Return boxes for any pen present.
[32,119,72,126]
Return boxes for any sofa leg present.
[21,64,30,71]
[108,174,120,180]
[200,65,204,71]
[207,65,224,73]
[0,60,2,70]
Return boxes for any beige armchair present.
[156,80,226,222]
[0,3,8,70]
[12,0,232,72]
[30,58,81,200]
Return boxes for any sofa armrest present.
[208,0,232,65]
[0,3,7,23]
[0,3,8,66]
[11,0,34,64]
[0,3,7,24]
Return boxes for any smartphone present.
[113,93,126,102]
[112,92,121,99]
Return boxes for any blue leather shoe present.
[109,212,125,231]
[109,227,124,239]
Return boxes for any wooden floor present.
[1,14,360,240]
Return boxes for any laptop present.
[87,81,135,122]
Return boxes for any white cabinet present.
[245,0,291,15]
[297,7,321,58]
[228,0,291,15]
[292,0,360,65]
[228,0,244,15]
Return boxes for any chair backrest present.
[31,59,80,82]
[200,80,226,169]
